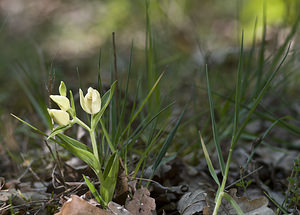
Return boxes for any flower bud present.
[47,109,70,126]
[79,87,101,114]
[59,81,67,97]
[50,95,70,111]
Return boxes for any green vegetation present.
[1,0,300,214]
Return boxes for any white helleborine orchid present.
[50,95,70,111]
[47,109,70,126]
[79,87,101,114]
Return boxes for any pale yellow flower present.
[79,87,101,114]
[50,95,70,111]
[47,109,70,126]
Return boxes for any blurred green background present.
[0,0,299,134]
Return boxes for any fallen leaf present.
[204,189,275,215]
[256,147,298,173]
[228,188,275,215]
[125,187,155,215]
[108,201,133,215]
[0,191,11,202]
[177,189,207,215]
[55,195,114,215]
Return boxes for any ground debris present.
[54,195,114,215]
[125,187,156,215]
[177,189,207,215]
[204,188,275,215]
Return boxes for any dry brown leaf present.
[125,187,155,215]
[55,195,114,215]
[228,188,275,215]
[204,189,275,215]
[108,201,133,215]
[256,147,298,172]
[177,189,207,215]
[0,191,11,202]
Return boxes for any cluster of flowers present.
[47,81,101,126]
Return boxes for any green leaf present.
[100,152,119,204]
[222,192,245,215]
[231,32,244,148]
[59,81,67,97]
[199,132,220,186]
[11,114,102,180]
[205,65,225,175]
[56,134,92,152]
[91,81,117,130]
[47,124,72,139]
[232,43,291,149]
[100,119,115,153]
[83,175,106,207]
[114,41,134,146]
[56,134,101,178]
[264,192,290,214]
[11,114,50,137]
[69,90,76,117]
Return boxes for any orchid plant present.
[13,80,118,208]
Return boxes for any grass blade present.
[83,175,105,206]
[124,102,174,149]
[255,6,266,95]
[199,132,220,186]
[120,72,164,138]
[223,192,245,215]
[233,43,291,148]
[205,65,225,175]
[114,41,134,146]
[151,105,186,177]
[231,32,244,147]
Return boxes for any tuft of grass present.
[199,18,296,212]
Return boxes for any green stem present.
[213,148,234,215]
[73,117,91,132]
[90,130,100,163]
[73,117,100,164]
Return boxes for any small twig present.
[18,156,47,187]
[133,177,188,195]
[17,160,33,181]
[64,181,99,186]
[27,165,47,187]
[1,199,58,213]
[225,165,264,190]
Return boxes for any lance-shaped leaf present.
[100,152,119,204]
[48,124,72,139]
[59,81,67,97]
[11,114,101,177]
[69,90,76,118]
[83,175,106,207]
[206,65,225,175]
[56,134,102,179]
[223,192,244,215]
[91,81,117,131]
[151,105,185,177]
[199,132,220,186]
